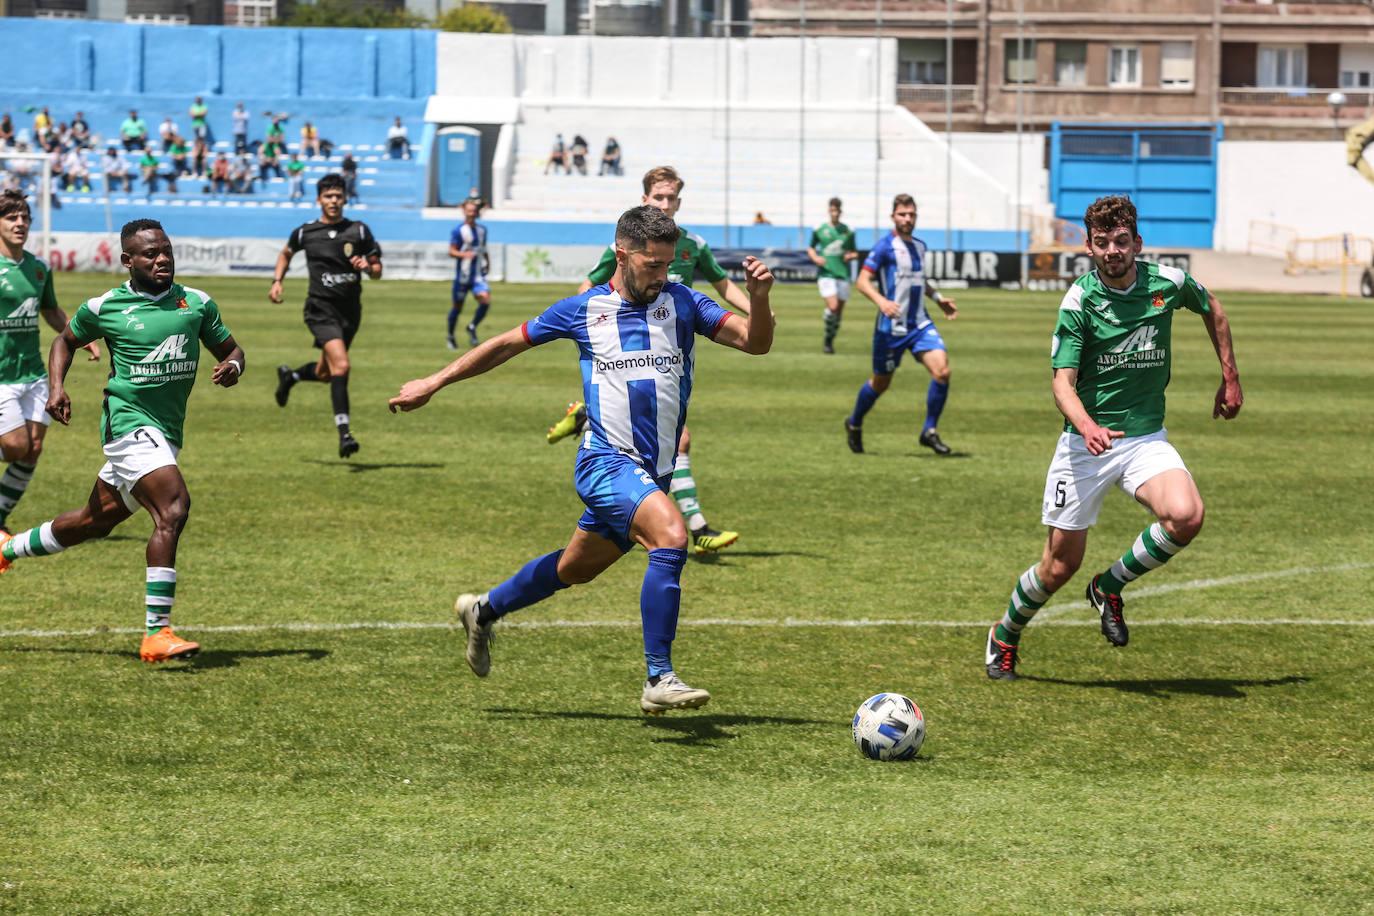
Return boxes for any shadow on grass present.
[902,451,975,460]
[1022,674,1310,698]
[691,549,824,563]
[0,645,330,670]
[486,707,829,745]
[302,459,445,474]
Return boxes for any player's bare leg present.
[129,466,199,662]
[318,338,359,458]
[987,527,1088,680]
[0,420,47,534]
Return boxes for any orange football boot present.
[0,532,13,575]
[140,626,201,663]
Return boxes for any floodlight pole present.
[874,0,883,247]
[799,0,807,248]
[944,0,953,251]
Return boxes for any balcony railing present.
[1221,88,1374,109]
[896,84,979,105]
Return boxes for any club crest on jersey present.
[652,306,670,321]
[1152,292,1166,310]
[328,230,337,239]
[343,242,354,257]
[680,251,689,260]
[176,297,188,309]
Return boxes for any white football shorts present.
[817,277,850,301]
[0,378,53,436]
[1040,428,1190,530]
[97,426,181,513]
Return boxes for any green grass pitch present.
[1,271,1371,913]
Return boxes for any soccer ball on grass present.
[851,692,925,761]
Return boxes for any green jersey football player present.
[806,196,858,354]
[986,195,1243,680]
[0,219,245,664]
[0,190,98,536]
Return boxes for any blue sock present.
[924,380,949,432]
[849,381,880,427]
[469,302,490,328]
[487,550,568,618]
[447,306,461,336]
[641,547,687,678]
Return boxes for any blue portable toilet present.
[436,126,482,206]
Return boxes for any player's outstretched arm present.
[712,257,774,355]
[208,336,245,388]
[1051,367,1123,456]
[43,306,100,360]
[45,325,85,426]
[1202,291,1243,420]
[268,245,294,303]
[389,326,533,413]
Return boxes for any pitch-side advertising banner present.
[35,233,479,282]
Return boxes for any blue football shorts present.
[573,448,671,553]
[872,323,946,376]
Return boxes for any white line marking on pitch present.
[1033,561,1374,621]
[1,563,1369,641]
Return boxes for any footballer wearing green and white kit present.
[0,219,245,665]
[0,190,99,535]
[985,195,1243,680]
[807,197,858,354]
[566,166,769,556]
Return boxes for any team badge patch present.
[1152,292,1166,310]
[343,242,354,257]
[176,297,188,309]
[653,306,670,321]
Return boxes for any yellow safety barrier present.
[1284,233,1374,298]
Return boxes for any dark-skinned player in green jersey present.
[0,219,245,664]
[985,196,1242,680]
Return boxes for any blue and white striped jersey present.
[862,232,930,336]
[450,221,487,285]
[523,281,731,477]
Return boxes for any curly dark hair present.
[615,205,679,252]
[0,189,30,221]
[1083,196,1138,238]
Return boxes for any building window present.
[34,8,86,17]
[1342,71,1373,89]
[898,39,947,85]
[1005,39,1038,84]
[1258,45,1307,89]
[230,0,277,26]
[125,12,190,23]
[1108,45,1141,88]
[1055,41,1087,87]
[1160,42,1194,89]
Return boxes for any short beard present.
[622,274,661,305]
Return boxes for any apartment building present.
[751,0,1374,139]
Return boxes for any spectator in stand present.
[189,96,209,142]
[570,134,589,175]
[37,121,60,153]
[300,121,322,158]
[46,144,66,198]
[286,152,306,201]
[168,135,190,177]
[139,148,160,197]
[266,116,286,150]
[599,136,622,176]
[158,116,179,151]
[61,146,90,192]
[341,152,359,202]
[191,136,209,178]
[231,149,255,194]
[70,112,91,149]
[544,133,567,174]
[32,107,52,138]
[0,114,14,148]
[210,152,231,195]
[120,110,147,151]
[386,116,409,160]
[103,147,131,194]
[258,140,284,181]
[231,101,250,154]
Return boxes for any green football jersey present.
[68,282,232,449]
[809,221,856,280]
[1051,259,1210,439]
[0,251,58,385]
[587,227,728,287]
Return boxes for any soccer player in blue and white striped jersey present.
[389,206,775,714]
[446,198,490,350]
[845,193,959,456]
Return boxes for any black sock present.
[294,362,317,382]
[475,597,497,626]
[331,376,351,435]
[647,673,663,687]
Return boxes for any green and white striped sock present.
[1,520,66,561]
[0,461,37,528]
[146,567,176,633]
[995,565,1050,646]
[823,308,841,344]
[669,454,705,531]
[1097,522,1183,595]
